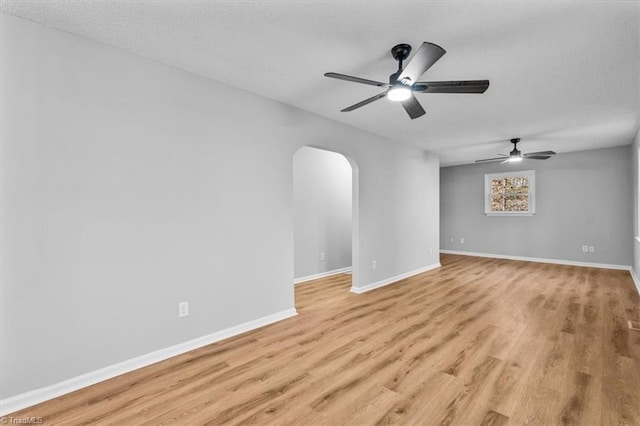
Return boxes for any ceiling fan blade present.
[523,151,556,156]
[398,42,446,84]
[523,155,552,160]
[475,157,509,163]
[324,72,390,88]
[413,80,490,94]
[341,92,388,112]
[401,95,426,119]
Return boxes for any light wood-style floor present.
[7,254,640,425]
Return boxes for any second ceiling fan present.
[476,138,557,164]
[325,42,489,119]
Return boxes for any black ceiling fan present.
[476,138,556,164]
[324,42,489,119]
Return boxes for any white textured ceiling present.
[2,1,639,165]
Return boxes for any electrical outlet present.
[589,246,595,253]
[450,237,454,243]
[429,248,434,255]
[460,238,465,244]
[178,301,189,318]
[581,245,588,252]
[320,252,325,261]
[372,260,377,270]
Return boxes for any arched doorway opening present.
[293,146,358,310]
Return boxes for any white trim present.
[631,268,640,297]
[294,267,352,284]
[350,263,441,294]
[0,308,297,416]
[486,213,535,217]
[440,250,631,271]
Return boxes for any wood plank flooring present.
[5,254,640,425]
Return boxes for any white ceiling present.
[2,1,639,166]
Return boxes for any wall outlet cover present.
[178,301,189,318]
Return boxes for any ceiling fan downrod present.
[390,44,412,83]
[510,138,521,156]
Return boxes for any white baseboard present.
[350,263,441,294]
[440,250,631,271]
[631,268,640,297]
[294,267,352,284]
[0,308,297,416]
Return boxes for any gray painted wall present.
[441,146,633,266]
[633,130,640,277]
[0,14,440,399]
[294,147,352,279]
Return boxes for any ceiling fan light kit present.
[387,85,412,102]
[324,42,490,119]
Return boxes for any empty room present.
[1,1,639,425]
